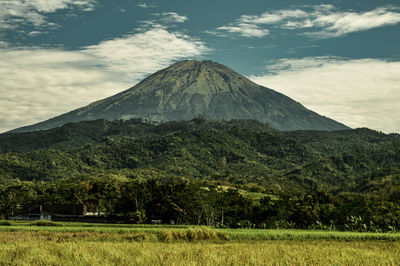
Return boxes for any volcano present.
[12,60,348,132]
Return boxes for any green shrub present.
[124,233,152,242]
[171,230,186,240]
[158,227,224,242]
[158,230,173,242]
[236,220,254,229]
[186,227,218,241]
[216,231,230,240]
[0,220,11,226]
[29,220,63,227]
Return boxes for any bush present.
[158,227,227,242]
[186,227,218,241]
[158,230,173,242]
[236,220,254,229]
[216,231,230,240]
[29,220,63,227]
[123,233,152,242]
[0,220,11,226]
[272,219,296,229]
[344,216,367,232]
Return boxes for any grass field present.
[1,221,400,265]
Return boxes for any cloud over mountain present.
[0,22,209,133]
[250,57,400,133]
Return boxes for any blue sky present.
[0,0,399,133]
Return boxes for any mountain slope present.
[0,118,273,153]
[12,60,348,132]
[1,118,396,154]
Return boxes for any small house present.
[9,204,100,221]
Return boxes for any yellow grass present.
[0,231,400,265]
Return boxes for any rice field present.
[1,221,400,265]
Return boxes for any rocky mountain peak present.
[11,60,349,133]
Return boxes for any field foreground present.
[1,222,400,265]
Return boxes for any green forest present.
[1,118,400,231]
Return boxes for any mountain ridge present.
[1,118,399,193]
[11,60,349,132]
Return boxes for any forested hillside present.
[1,118,400,230]
[0,118,399,192]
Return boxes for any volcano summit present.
[13,60,348,132]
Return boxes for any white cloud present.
[137,2,157,9]
[28,31,42,37]
[160,12,188,23]
[29,0,96,13]
[249,57,400,133]
[83,26,209,81]
[0,48,128,133]
[0,25,210,133]
[212,5,400,38]
[137,3,148,8]
[241,9,307,25]
[0,0,97,31]
[217,23,269,38]
[310,7,400,37]
[137,12,189,31]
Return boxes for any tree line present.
[1,177,400,232]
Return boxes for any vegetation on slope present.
[0,118,399,193]
[1,118,400,230]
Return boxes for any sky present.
[0,0,399,133]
